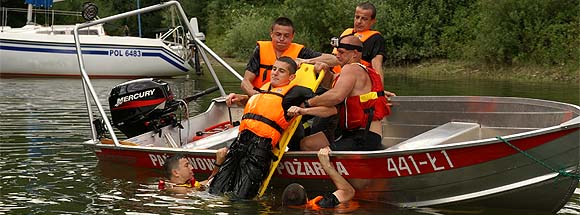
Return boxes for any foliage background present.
[2,0,578,72]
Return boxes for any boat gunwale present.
[84,95,580,158]
[85,121,579,159]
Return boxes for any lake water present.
[0,69,578,214]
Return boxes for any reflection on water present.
[0,74,578,214]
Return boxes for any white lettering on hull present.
[109,49,142,57]
[387,150,454,176]
[276,159,349,176]
[148,154,217,171]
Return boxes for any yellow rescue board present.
[257,63,325,197]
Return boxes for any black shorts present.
[331,129,383,151]
[309,115,339,145]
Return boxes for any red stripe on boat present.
[93,127,578,179]
[111,98,166,110]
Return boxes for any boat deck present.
[381,97,579,149]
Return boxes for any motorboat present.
[0,1,204,78]
[78,1,580,213]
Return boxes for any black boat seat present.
[387,122,480,150]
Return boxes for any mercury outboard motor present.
[108,78,180,138]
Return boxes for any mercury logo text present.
[115,89,155,107]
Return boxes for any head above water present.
[282,183,308,206]
[163,154,194,183]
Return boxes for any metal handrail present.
[159,25,189,60]
[159,25,183,41]
[73,1,243,147]
[0,7,81,16]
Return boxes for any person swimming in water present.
[159,148,228,194]
[282,146,355,209]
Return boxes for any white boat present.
[0,1,204,78]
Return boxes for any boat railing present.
[0,7,81,30]
[158,25,190,59]
[159,25,184,43]
[73,1,244,147]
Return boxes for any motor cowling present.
[108,78,179,138]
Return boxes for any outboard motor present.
[108,78,180,138]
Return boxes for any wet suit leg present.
[208,130,273,199]
[209,138,244,195]
[232,133,273,199]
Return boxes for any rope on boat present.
[496,136,580,180]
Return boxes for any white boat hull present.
[0,32,192,78]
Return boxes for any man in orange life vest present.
[160,148,228,194]
[282,146,355,209]
[241,17,337,96]
[300,2,394,147]
[334,2,387,81]
[209,57,336,199]
[300,35,390,151]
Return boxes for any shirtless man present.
[299,35,390,151]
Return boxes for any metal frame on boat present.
[77,1,580,213]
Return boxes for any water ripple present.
[1,77,578,214]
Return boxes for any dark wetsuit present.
[208,86,314,199]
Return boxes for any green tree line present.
[3,0,578,68]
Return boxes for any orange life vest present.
[158,178,201,190]
[304,196,360,211]
[336,63,390,130]
[254,41,304,88]
[239,82,297,146]
[306,196,325,210]
[332,28,381,73]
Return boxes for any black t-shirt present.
[316,193,340,208]
[361,33,386,64]
[246,46,322,75]
[281,85,316,121]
